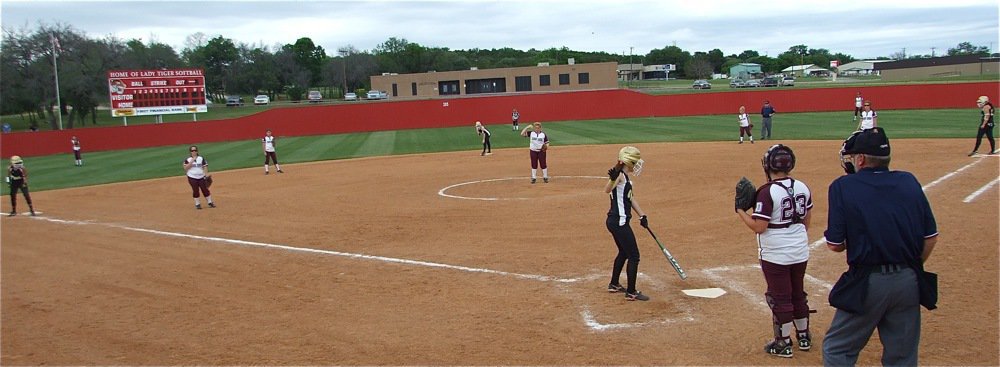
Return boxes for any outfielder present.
[520,122,549,183]
[511,108,520,131]
[183,145,215,209]
[605,146,650,301]
[854,91,863,121]
[71,136,83,166]
[735,144,813,358]
[6,155,36,216]
[738,105,754,144]
[475,121,492,156]
[262,130,283,174]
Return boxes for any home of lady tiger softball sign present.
[107,68,207,117]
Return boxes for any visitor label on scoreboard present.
[107,69,208,117]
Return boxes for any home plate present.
[682,288,727,298]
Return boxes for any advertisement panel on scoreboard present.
[107,69,208,117]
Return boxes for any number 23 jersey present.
[752,177,813,265]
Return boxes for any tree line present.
[1,22,992,130]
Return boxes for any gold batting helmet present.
[618,146,644,176]
[977,96,989,104]
[10,155,22,164]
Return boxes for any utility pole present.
[629,46,634,88]
[338,48,349,97]
[931,47,936,57]
[51,33,63,130]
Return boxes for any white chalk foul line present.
[30,216,582,284]
[964,176,1000,203]
[922,157,985,191]
[438,175,605,201]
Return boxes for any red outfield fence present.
[2,82,996,158]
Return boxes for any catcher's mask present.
[839,127,890,174]
[618,146,644,176]
[762,144,794,181]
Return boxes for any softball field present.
[2,138,997,365]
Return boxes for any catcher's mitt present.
[205,175,213,188]
[734,176,756,212]
[750,124,755,129]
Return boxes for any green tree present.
[947,41,990,56]
[282,37,327,85]
[646,45,691,77]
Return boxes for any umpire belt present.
[870,264,909,274]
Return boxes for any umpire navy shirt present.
[825,167,938,266]
[761,105,775,118]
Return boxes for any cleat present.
[625,290,649,301]
[607,284,626,293]
[739,141,743,144]
[265,171,270,175]
[277,170,284,173]
[195,204,202,210]
[30,211,36,216]
[543,177,549,183]
[7,211,15,217]
[764,339,793,358]
[797,333,812,351]
[531,178,536,184]
[208,202,216,208]
[481,152,485,156]
[992,150,999,155]
[751,140,755,144]
[967,151,978,157]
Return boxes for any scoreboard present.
[107,68,208,117]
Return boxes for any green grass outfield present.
[0,108,987,194]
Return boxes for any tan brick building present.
[369,62,618,99]
[874,55,999,81]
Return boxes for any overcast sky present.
[2,0,998,60]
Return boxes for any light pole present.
[629,46,634,88]
[338,48,349,97]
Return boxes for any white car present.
[366,90,387,100]
[307,90,322,103]
[254,95,270,105]
[344,92,358,101]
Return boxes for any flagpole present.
[52,34,63,130]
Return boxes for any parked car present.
[730,79,747,88]
[366,90,388,99]
[225,95,244,107]
[781,77,795,86]
[761,77,779,87]
[307,90,322,103]
[344,92,358,101]
[253,94,270,105]
[691,80,712,89]
[745,79,761,88]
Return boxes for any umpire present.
[822,127,939,366]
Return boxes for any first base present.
[682,288,726,298]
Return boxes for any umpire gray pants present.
[761,117,772,139]
[823,268,920,367]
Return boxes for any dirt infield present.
[2,138,997,365]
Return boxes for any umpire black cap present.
[842,127,890,157]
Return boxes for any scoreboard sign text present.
[107,69,208,117]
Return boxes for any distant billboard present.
[107,69,207,117]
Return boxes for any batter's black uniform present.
[972,101,996,154]
[607,172,640,294]
[7,165,34,216]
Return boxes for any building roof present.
[781,64,827,72]
[873,55,987,71]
